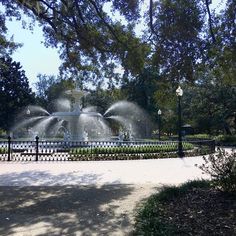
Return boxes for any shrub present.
[198,148,236,193]
[0,147,7,154]
[215,135,236,146]
[185,133,211,140]
[70,143,194,156]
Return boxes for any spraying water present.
[12,90,149,140]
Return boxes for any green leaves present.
[198,148,236,193]
[148,0,205,82]
[0,57,35,131]
[2,0,148,85]
[70,142,194,156]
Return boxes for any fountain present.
[12,89,148,141]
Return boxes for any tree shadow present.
[0,170,107,186]
[0,171,149,235]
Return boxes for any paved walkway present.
[0,156,207,186]
[0,156,208,236]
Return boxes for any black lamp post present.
[157,109,162,141]
[176,86,184,157]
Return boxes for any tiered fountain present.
[12,88,148,141]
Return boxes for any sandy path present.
[0,156,206,186]
[0,156,208,235]
[0,184,157,236]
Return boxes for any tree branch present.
[205,0,216,43]
[149,0,159,39]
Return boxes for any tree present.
[147,0,205,82]
[0,57,35,132]
[182,75,236,135]
[0,11,20,57]
[122,67,158,112]
[34,74,75,110]
[34,74,57,101]
[121,67,179,137]
[1,0,233,86]
[207,0,236,85]
[85,86,125,114]
[0,0,150,85]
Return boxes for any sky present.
[6,21,61,90]
[5,0,226,90]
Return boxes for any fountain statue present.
[12,88,149,141]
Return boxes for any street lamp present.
[176,86,184,157]
[157,109,162,141]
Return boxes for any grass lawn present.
[134,180,236,235]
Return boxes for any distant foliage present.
[215,135,236,146]
[185,134,211,140]
[199,148,236,193]
[0,57,35,131]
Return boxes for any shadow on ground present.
[0,170,107,186]
[0,171,155,235]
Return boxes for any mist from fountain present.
[53,98,71,112]
[32,117,56,138]
[12,116,45,131]
[12,90,148,141]
[27,105,50,115]
[104,101,145,118]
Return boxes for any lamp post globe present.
[26,107,31,115]
[176,86,184,157]
[176,86,183,97]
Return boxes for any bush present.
[0,129,7,139]
[0,147,7,154]
[185,134,211,140]
[198,148,236,193]
[70,142,194,156]
[215,135,236,146]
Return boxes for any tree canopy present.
[0,6,20,56]
[2,0,233,85]
[0,57,35,132]
[0,0,234,136]
[0,0,151,85]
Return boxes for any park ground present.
[0,155,209,235]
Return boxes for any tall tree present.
[147,0,205,82]
[0,14,20,56]
[34,74,75,110]
[0,0,150,85]
[35,74,57,101]
[182,75,236,135]
[0,57,35,132]
[1,0,234,88]
[122,67,158,113]
[207,0,236,85]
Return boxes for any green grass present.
[134,180,211,236]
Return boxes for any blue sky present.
[5,0,226,90]
[6,20,61,90]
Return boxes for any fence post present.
[35,136,39,161]
[7,136,11,161]
[90,142,93,159]
[211,140,216,153]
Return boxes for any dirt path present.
[0,184,157,236]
